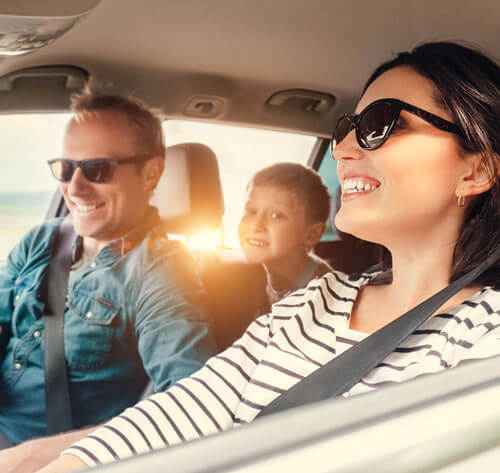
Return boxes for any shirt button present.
[33,331,41,339]
[14,363,22,370]
[90,262,97,269]
[86,312,93,319]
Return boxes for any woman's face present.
[334,66,470,248]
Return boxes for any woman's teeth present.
[343,178,378,194]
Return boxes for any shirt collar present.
[72,206,162,263]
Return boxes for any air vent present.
[266,89,336,113]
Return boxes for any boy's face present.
[238,184,319,267]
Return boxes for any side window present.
[317,146,340,242]
[162,120,317,249]
[0,113,71,261]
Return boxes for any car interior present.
[0,0,499,470]
[0,0,393,350]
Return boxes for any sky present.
[0,113,71,193]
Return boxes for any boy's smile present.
[245,238,269,248]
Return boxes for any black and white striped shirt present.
[66,271,500,465]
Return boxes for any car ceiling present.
[0,0,498,137]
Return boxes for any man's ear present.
[456,154,496,198]
[305,221,326,251]
[142,156,165,192]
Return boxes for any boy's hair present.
[250,162,331,223]
[70,92,166,159]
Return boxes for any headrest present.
[151,142,225,235]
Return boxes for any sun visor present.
[0,0,101,56]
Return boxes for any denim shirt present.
[0,207,216,444]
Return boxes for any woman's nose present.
[331,128,363,162]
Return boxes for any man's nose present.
[67,167,91,196]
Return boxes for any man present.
[0,93,216,462]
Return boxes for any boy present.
[238,162,332,307]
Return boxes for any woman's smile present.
[341,173,381,201]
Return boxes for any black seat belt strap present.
[258,246,500,417]
[43,217,75,434]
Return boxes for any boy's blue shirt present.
[0,206,216,444]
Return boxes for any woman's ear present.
[142,156,165,192]
[304,221,327,251]
[456,154,495,198]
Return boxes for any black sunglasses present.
[331,98,461,154]
[47,156,153,183]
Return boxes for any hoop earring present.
[457,195,465,208]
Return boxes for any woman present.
[39,41,500,472]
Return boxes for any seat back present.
[197,251,267,351]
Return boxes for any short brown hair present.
[70,93,166,158]
[249,162,330,223]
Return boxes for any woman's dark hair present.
[364,42,500,286]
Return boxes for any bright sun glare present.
[186,230,223,250]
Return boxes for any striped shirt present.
[66,271,500,465]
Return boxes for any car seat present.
[152,143,267,352]
[152,142,225,235]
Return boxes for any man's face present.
[60,111,152,249]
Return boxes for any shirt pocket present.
[11,276,44,338]
[64,294,121,370]
[13,274,38,307]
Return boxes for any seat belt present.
[0,430,12,450]
[43,217,75,435]
[258,246,500,418]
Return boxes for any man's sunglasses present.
[331,98,462,153]
[47,156,152,183]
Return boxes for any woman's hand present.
[36,454,87,473]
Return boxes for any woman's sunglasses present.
[331,98,461,154]
[47,156,152,184]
